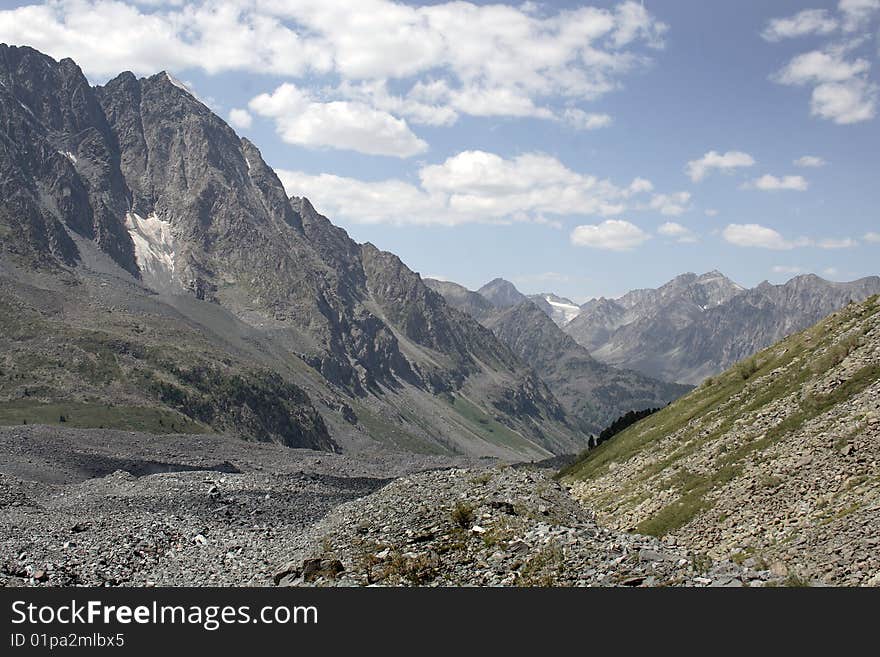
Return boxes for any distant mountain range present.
[564,271,880,384]
[432,269,880,391]
[424,279,691,432]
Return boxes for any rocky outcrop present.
[0,45,135,271]
[275,466,773,586]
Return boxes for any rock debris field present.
[1,426,774,587]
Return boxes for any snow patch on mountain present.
[543,296,581,325]
[125,211,176,292]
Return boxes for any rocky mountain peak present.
[478,278,526,308]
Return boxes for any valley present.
[0,42,878,588]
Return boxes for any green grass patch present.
[448,395,537,453]
[0,401,206,434]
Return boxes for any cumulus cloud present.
[228,108,252,130]
[772,265,804,274]
[864,231,880,242]
[794,155,827,167]
[276,149,668,227]
[765,3,880,125]
[722,224,805,250]
[686,150,755,182]
[704,208,719,217]
[723,224,858,249]
[774,50,871,86]
[249,83,427,157]
[0,0,667,129]
[657,222,697,243]
[742,174,809,191]
[570,220,650,251]
[810,78,878,124]
[761,9,839,42]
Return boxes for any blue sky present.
[1,0,878,301]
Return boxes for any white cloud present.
[0,0,667,127]
[864,231,880,242]
[249,83,427,157]
[761,9,839,42]
[794,155,827,167]
[840,0,880,32]
[657,222,697,243]
[628,177,654,194]
[810,78,878,124]
[723,224,858,250]
[767,4,880,126]
[743,174,809,191]
[817,237,859,248]
[685,151,755,182]
[562,108,613,130]
[772,265,804,274]
[645,191,692,216]
[228,108,253,130]
[722,224,804,250]
[704,208,719,217]
[774,50,871,86]
[686,150,755,182]
[276,149,668,227]
[570,220,650,251]
[823,266,840,277]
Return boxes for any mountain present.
[563,294,880,586]
[423,278,494,321]
[477,278,527,308]
[528,293,581,326]
[565,271,880,384]
[483,301,691,432]
[0,44,586,459]
[427,278,691,432]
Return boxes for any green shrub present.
[451,501,474,528]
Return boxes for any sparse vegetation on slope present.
[563,296,880,586]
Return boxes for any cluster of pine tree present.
[588,407,660,449]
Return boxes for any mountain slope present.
[564,295,880,586]
[566,271,880,384]
[427,276,691,432]
[477,278,526,308]
[423,278,495,321]
[528,293,581,326]
[0,44,585,459]
[484,301,692,432]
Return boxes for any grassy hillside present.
[562,296,880,585]
[0,279,335,450]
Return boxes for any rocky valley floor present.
[0,425,773,587]
[0,425,479,587]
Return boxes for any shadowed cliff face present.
[0,45,136,273]
[0,43,587,458]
